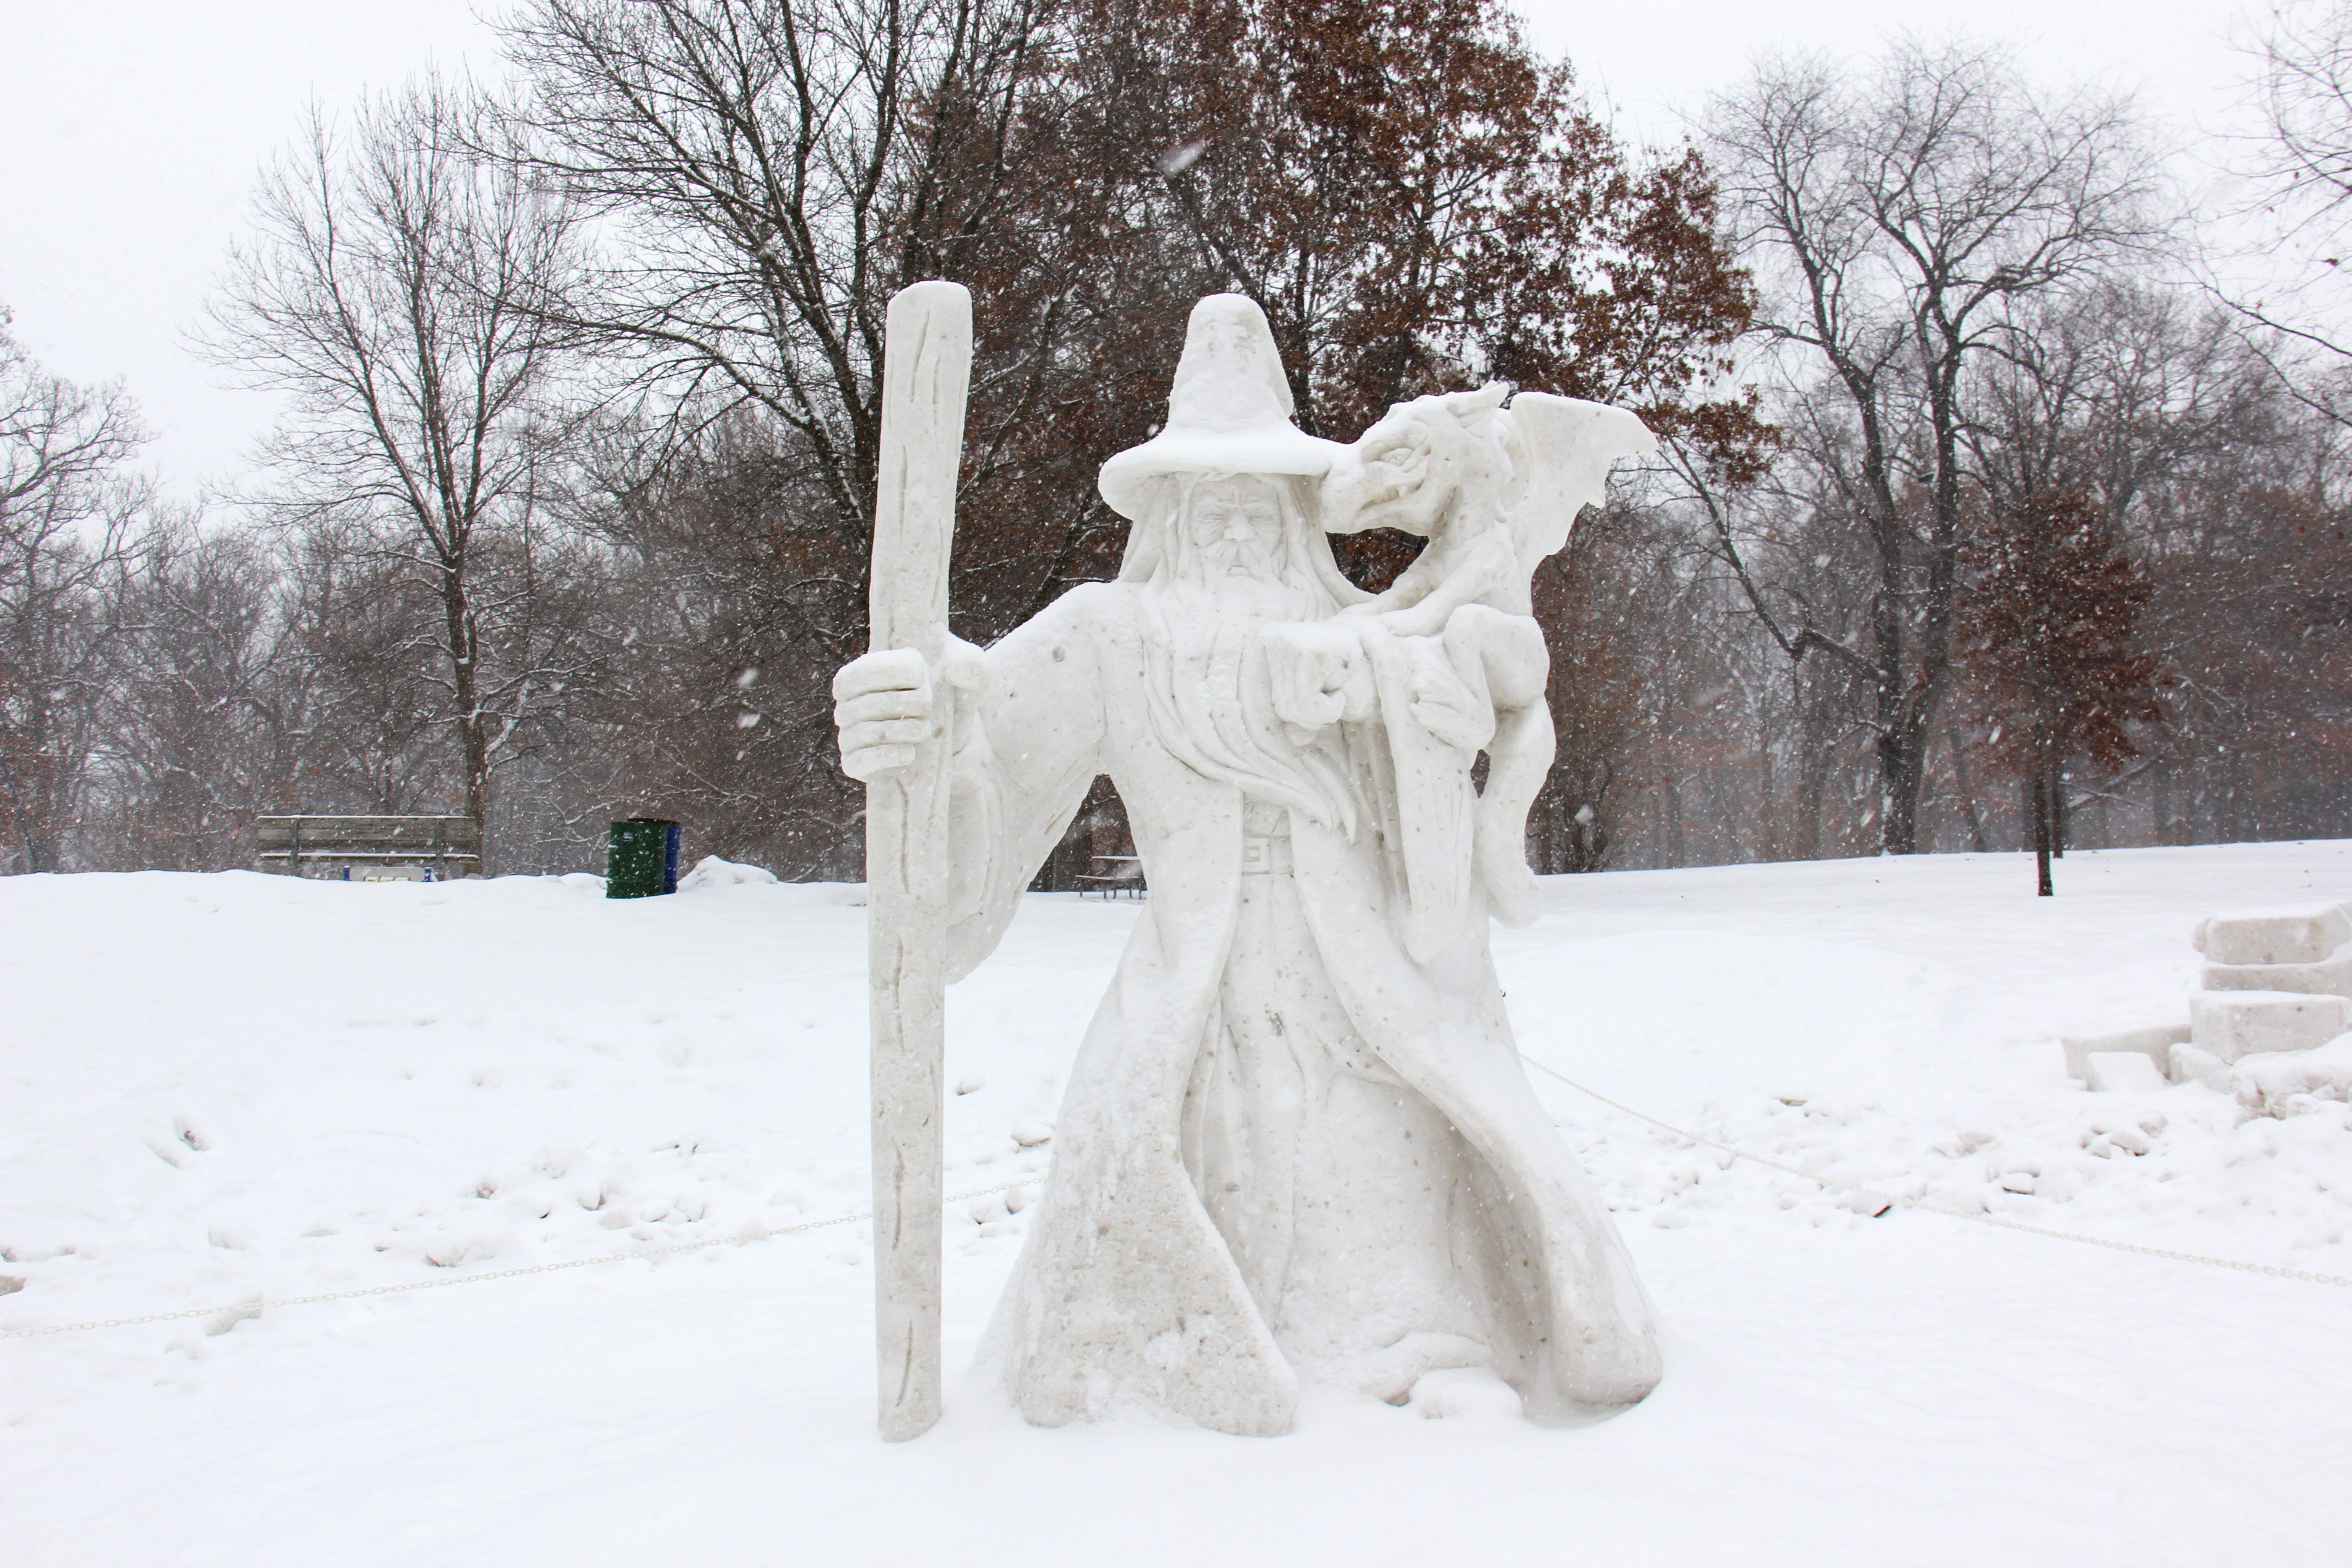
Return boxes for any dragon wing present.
[1501,392,1658,575]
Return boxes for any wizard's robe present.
[942,579,1661,1434]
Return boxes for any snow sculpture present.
[836,293,1662,1436]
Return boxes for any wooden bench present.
[255,815,482,880]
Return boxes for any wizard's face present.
[1180,474,1286,582]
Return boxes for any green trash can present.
[607,818,682,898]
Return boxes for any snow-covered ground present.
[4,844,2348,1567]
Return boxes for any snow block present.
[2169,1041,2232,1093]
[2192,902,2352,967]
[2063,1023,2188,1083]
[2198,943,2352,999]
[2187,989,2352,1064]
[2084,1052,2168,1095]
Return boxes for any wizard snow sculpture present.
[835,289,1661,1438]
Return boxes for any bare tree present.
[489,0,1096,541]
[2251,1,2352,223]
[83,519,300,871]
[201,77,589,862]
[2188,0,2352,446]
[479,0,1190,873]
[0,309,151,873]
[561,413,861,875]
[1970,283,2278,523]
[2228,3,2352,356]
[1705,40,2158,853]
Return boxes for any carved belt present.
[1239,835,1293,875]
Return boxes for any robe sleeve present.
[942,585,1111,981]
[1355,625,1488,962]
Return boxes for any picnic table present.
[1075,853,1146,899]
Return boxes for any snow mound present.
[677,854,778,891]
[2233,1033,2352,1119]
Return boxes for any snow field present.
[4,844,2350,1565]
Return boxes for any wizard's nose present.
[1223,520,1255,543]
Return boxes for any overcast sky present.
[0,0,2271,501]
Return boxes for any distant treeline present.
[5,0,2350,880]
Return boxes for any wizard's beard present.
[1187,517,1283,582]
[1136,483,1361,835]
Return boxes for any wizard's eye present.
[1374,444,1418,467]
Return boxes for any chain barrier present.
[1517,1053,2352,1289]
[0,1180,1034,1340]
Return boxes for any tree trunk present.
[1878,720,1927,854]
[2032,770,2054,896]
[0,750,36,873]
[1871,512,1916,854]
[444,564,489,875]
[15,685,61,872]
[1945,726,1989,853]
[1797,748,1832,860]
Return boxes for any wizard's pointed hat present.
[1098,294,1347,521]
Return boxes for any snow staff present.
[858,281,972,1441]
[835,293,1661,1435]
